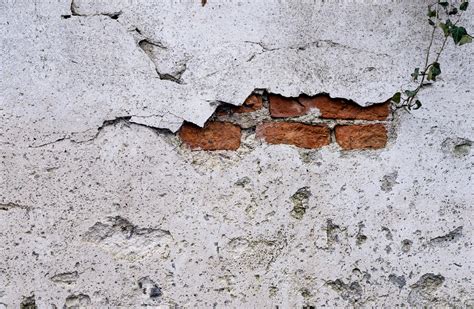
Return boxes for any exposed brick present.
[215,106,230,116]
[299,95,390,120]
[256,122,330,149]
[269,94,306,118]
[270,94,389,120]
[215,94,263,116]
[335,124,387,150]
[179,121,241,150]
[232,94,263,113]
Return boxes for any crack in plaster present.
[68,1,186,85]
[0,202,31,211]
[68,0,121,19]
[138,39,187,84]
[29,116,174,148]
[244,39,391,62]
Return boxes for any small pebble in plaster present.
[300,288,312,298]
[234,176,251,187]
[290,187,311,220]
[389,274,406,289]
[441,137,472,157]
[408,273,445,306]
[356,222,367,246]
[269,285,278,297]
[64,294,91,308]
[326,279,363,303]
[83,216,172,259]
[50,271,79,285]
[401,239,413,253]
[356,234,368,245]
[454,143,472,156]
[351,268,363,279]
[299,150,323,164]
[20,296,36,309]
[380,171,399,192]
[381,226,393,240]
[326,219,343,246]
[138,276,162,299]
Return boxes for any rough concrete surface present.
[1,0,473,307]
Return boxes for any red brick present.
[299,95,390,120]
[335,124,387,150]
[270,93,389,120]
[269,94,306,118]
[256,122,330,149]
[232,94,263,113]
[215,94,263,116]
[179,122,241,150]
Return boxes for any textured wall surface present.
[1,0,473,307]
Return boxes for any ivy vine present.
[392,0,472,110]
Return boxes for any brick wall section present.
[256,122,330,149]
[180,92,390,151]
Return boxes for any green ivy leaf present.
[460,1,469,11]
[413,100,422,110]
[391,92,401,104]
[405,90,417,97]
[439,22,450,36]
[411,68,420,81]
[427,5,437,17]
[459,34,473,45]
[451,26,468,44]
[427,62,441,81]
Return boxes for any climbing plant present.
[392,0,472,110]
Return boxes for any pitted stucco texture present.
[0,0,473,307]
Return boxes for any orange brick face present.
[269,94,390,120]
[299,95,390,120]
[179,122,241,150]
[256,122,330,149]
[269,94,306,118]
[335,124,388,150]
[232,94,263,113]
[216,94,263,116]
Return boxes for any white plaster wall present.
[0,0,473,307]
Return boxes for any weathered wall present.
[1,0,473,307]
